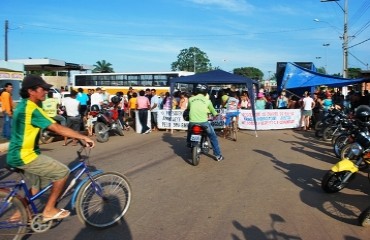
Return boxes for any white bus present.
[73,71,194,95]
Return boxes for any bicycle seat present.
[5,164,24,173]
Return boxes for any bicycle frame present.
[0,152,103,218]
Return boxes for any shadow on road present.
[231,213,302,240]
[161,132,215,165]
[254,149,370,227]
[73,217,132,240]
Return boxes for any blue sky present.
[1,0,369,78]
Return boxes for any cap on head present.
[22,75,53,90]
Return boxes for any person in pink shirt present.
[136,90,151,134]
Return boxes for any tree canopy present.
[171,47,212,73]
[233,67,264,81]
[93,60,114,73]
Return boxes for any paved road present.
[1,129,369,240]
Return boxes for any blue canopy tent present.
[282,62,365,93]
[170,69,259,136]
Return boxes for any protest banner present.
[157,109,301,130]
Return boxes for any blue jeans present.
[225,111,239,127]
[2,112,11,140]
[187,121,222,157]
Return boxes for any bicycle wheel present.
[232,120,237,142]
[76,172,131,228]
[0,191,29,240]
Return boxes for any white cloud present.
[188,0,255,13]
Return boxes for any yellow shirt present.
[128,97,137,110]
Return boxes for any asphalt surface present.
[0,128,370,240]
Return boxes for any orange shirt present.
[1,91,14,115]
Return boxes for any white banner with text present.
[157,109,301,130]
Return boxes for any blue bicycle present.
[0,143,132,240]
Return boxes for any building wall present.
[42,76,68,90]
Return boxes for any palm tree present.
[93,60,114,73]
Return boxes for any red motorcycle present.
[90,103,124,143]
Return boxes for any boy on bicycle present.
[223,91,240,131]
[6,75,95,222]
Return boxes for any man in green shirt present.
[186,84,224,161]
[7,75,95,222]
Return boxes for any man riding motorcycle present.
[186,84,224,161]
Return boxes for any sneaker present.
[216,155,224,161]
[145,129,151,134]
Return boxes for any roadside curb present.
[0,142,9,152]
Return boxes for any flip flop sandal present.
[43,209,70,222]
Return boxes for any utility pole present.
[343,0,348,78]
[5,20,8,61]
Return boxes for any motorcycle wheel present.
[331,131,343,145]
[358,206,370,227]
[322,127,334,142]
[333,134,350,158]
[39,130,55,144]
[94,122,110,143]
[315,121,323,131]
[191,146,200,166]
[315,129,323,138]
[115,122,124,136]
[321,170,352,193]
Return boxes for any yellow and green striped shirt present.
[7,99,55,167]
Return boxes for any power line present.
[12,22,324,39]
[348,37,370,49]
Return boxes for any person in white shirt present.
[300,91,315,131]
[63,90,81,145]
[150,89,160,131]
[90,87,104,107]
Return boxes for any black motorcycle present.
[333,120,369,158]
[315,108,347,139]
[189,124,210,166]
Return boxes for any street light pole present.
[323,43,330,72]
[319,0,348,78]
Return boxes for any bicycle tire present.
[0,191,29,240]
[75,172,131,228]
[232,120,237,142]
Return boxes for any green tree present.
[93,60,114,73]
[233,67,264,82]
[348,68,362,79]
[171,47,212,73]
[316,67,327,74]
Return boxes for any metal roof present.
[9,58,93,71]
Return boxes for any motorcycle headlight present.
[347,143,363,158]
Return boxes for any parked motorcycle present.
[90,102,124,143]
[315,108,347,140]
[189,124,210,166]
[321,114,351,142]
[39,107,66,144]
[321,105,370,193]
[332,119,369,158]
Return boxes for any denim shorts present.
[17,154,70,190]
